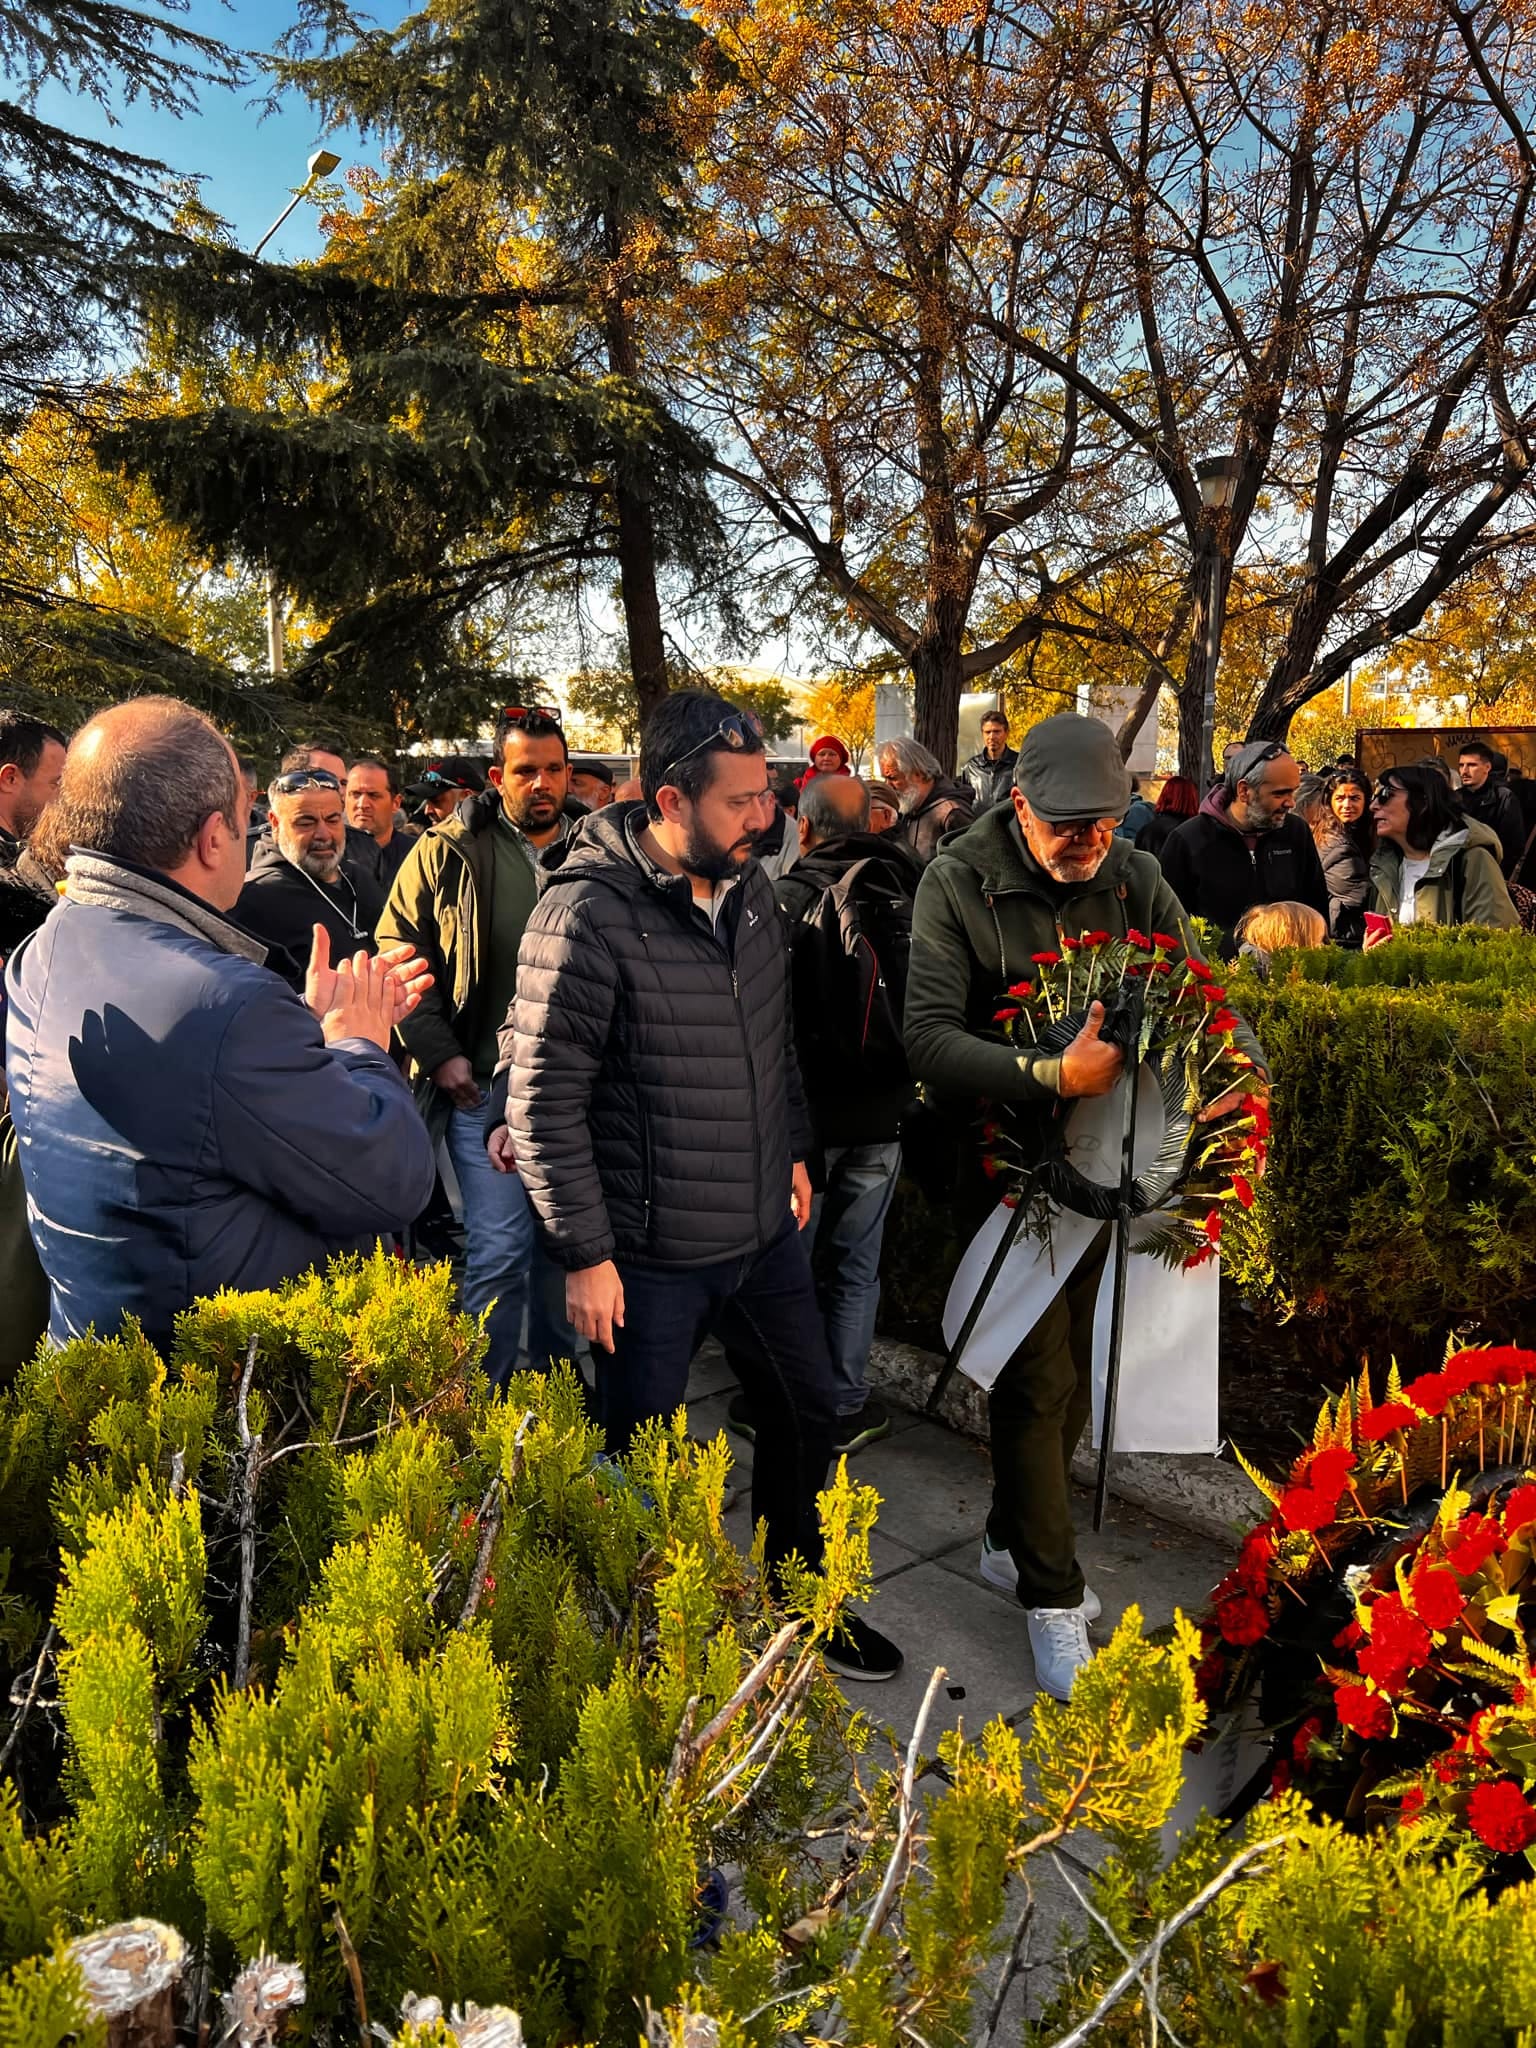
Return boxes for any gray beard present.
[1037,846,1110,884]
[297,848,342,883]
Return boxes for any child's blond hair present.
[1235,899,1328,953]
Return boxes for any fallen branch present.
[1043,1836,1293,2048]
[977,1892,1035,2048]
[850,1663,947,1971]
[707,1653,820,1807]
[676,1620,801,1778]
[220,1953,306,2045]
[0,1621,56,1774]
[457,1479,503,1629]
[1050,1854,1187,2048]
[333,1909,368,2041]
[233,1335,262,1691]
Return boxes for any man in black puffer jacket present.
[505,691,901,1682]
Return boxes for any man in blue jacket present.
[4,696,437,1351]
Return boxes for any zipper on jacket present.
[729,954,764,1245]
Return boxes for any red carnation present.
[993,1007,1019,1024]
[1400,1785,1426,1827]
[1236,1526,1275,1593]
[1152,931,1178,949]
[1334,1684,1393,1740]
[1364,1593,1432,1678]
[1303,1446,1357,1503]
[1031,951,1061,966]
[1402,1372,1452,1417]
[1061,934,1083,951]
[981,1156,1001,1179]
[1243,1094,1271,1138]
[1447,1514,1506,1575]
[1206,1010,1241,1036]
[1277,1486,1333,1533]
[1231,1172,1256,1210]
[1216,1592,1270,1645]
[1204,1207,1223,1245]
[1334,1618,1364,1650]
[1194,1649,1227,1703]
[1467,1779,1536,1855]
[1269,1759,1291,1796]
[1186,958,1214,981]
[1126,928,1152,949]
[1442,1349,1496,1395]
[1200,985,1230,1005]
[1408,1563,1465,1631]
[1357,1401,1419,1442]
[1082,930,1111,946]
[1502,1483,1536,1536]
[1183,1243,1216,1270]
[1006,980,1035,999]
[1491,1347,1536,1386]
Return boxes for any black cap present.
[571,758,615,787]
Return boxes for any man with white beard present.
[236,767,385,990]
[904,713,1263,1701]
[874,735,974,864]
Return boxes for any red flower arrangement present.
[1468,1780,1536,1855]
[985,926,1267,1268]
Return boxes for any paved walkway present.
[685,1346,1229,1752]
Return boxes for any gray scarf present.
[64,851,267,966]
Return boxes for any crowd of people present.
[0,690,1521,1700]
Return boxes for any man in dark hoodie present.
[378,707,576,1384]
[727,772,921,1456]
[502,689,902,1682]
[1159,739,1328,945]
[236,767,386,989]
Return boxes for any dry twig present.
[0,1622,56,1774]
[233,1335,262,1690]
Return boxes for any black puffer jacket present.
[505,802,812,1272]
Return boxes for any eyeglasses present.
[499,704,562,728]
[271,769,342,796]
[657,713,756,786]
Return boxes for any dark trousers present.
[598,1216,840,1570]
[985,1227,1110,1610]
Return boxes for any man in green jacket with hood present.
[905,713,1263,1701]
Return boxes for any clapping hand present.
[305,926,433,1033]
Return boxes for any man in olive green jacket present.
[905,713,1264,1701]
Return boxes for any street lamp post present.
[253,149,342,676]
[1195,452,1242,780]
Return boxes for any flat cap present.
[1014,713,1132,823]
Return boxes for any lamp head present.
[307,149,342,181]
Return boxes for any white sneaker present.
[979,1535,1101,1622]
[1026,1604,1094,1702]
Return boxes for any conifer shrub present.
[0,1252,1217,2043]
[1223,927,1536,1356]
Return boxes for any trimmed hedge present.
[1224,926,1536,1358]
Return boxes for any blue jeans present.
[599,1216,840,1570]
[445,1106,576,1386]
[808,1141,901,1416]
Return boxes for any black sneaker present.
[726,1393,757,1444]
[834,1397,893,1457]
[822,1609,903,1682]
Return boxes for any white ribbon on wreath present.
[940,1065,1220,1455]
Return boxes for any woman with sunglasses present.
[1302,767,1376,947]
[1368,764,1520,935]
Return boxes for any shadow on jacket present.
[3,855,435,1351]
[1369,818,1520,929]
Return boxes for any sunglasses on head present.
[271,769,342,796]
[500,703,562,728]
[658,712,756,785]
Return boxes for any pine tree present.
[107,0,728,729]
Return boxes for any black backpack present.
[791,855,915,1089]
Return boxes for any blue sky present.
[34,0,384,261]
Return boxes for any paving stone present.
[837,1561,1041,1751]
[851,1419,995,1558]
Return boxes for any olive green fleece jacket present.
[1369,818,1521,930]
[904,804,1265,1110]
